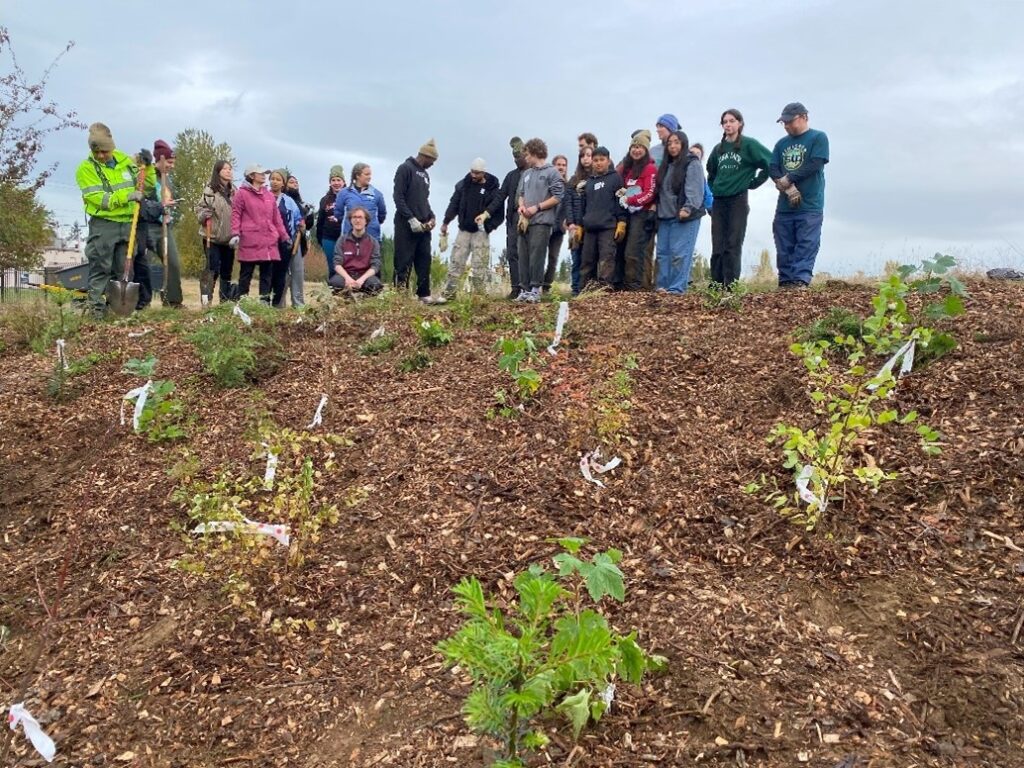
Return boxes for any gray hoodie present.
[516,163,565,228]
[657,155,706,220]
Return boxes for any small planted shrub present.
[415,317,453,348]
[437,538,664,768]
[122,356,189,442]
[491,332,542,418]
[188,301,282,387]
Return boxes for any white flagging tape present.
[120,380,153,432]
[192,518,291,547]
[370,324,386,339]
[263,444,279,491]
[126,328,152,338]
[867,339,916,391]
[55,339,68,371]
[796,464,828,512]
[233,304,252,326]
[547,301,569,356]
[307,393,328,429]
[580,449,622,488]
[8,703,56,763]
[599,683,616,712]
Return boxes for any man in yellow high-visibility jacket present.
[75,122,143,315]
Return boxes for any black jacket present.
[393,157,434,223]
[491,166,523,232]
[443,172,504,233]
[316,189,341,242]
[581,170,626,231]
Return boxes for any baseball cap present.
[244,163,267,176]
[777,102,808,123]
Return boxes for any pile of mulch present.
[1,281,1022,767]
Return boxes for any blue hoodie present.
[334,184,388,241]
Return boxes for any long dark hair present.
[657,131,690,191]
[620,145,651,180]
[568,146,593,188]
[209,160,233,198]
[718,108,744,152]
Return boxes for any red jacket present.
[231,182,289,263]
[621,159,658,210]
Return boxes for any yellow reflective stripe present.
[80,184,106,194]
[111,180,134,191]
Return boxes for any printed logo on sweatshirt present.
[594,181,606,191]
[720,151,742,167]
[781,144,807,172]
[416,170,430,188]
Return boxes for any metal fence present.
[0,268,37,303]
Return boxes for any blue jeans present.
[773,211,823,285]
[570,246,581,295]
[321,237,337,277]
[656,217,701,293]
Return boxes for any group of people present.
[75,102,829,315]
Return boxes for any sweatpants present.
[517,223,552,291]
[394,219,432,298]
[579,228,616,289]
[543,230,564,291]
[238,261,273,300]
[272,242,294,307]
[710,191,749,287]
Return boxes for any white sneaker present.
[432,295,448,305]
[523,288,540,303]
[513,290,529,302]
[419,296,434,305]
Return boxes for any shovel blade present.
[106,279,140,316]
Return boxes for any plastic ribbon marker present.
[580,449,622,488]
[263,443,279,490]
[370,324,386,339]
[8,703,56,763]
[307,393,328,429]
[192,518,291,547]
[55,339,68,371]
[233,304,252,326]
[120,380,153,432]
[547,301,570,356]
[867,339,916,391]
[796,464,828,513]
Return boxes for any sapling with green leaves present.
[437,538,664,767]
[492,332,542,417]
[764,256,964,530]
[122,356,188,442]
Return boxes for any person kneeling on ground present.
[329,207,383,295]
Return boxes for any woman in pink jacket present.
[230,163,289,301]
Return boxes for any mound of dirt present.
[1,283,1022,767]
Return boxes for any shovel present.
[200,219,215,306]
[106,159,147,315]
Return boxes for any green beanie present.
[329,164,345,181]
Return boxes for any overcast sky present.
[7,0,1024,276]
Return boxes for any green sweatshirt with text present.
[706,137,772,198]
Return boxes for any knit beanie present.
[329,164,345,181]
[418,138,439,160]
[509,136,524,157]
[87,122,115,152]
[153,139,174,161]
[272,168,289,184]
[630,130,652,150]
[470,157,486,172]
[656,113,681,133]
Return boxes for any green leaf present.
[946,275,967,297]
[451,577,488,619]
[463,686,508,736]
[515,569,564,624]
[521,731,550,750]
[556,688,591,739]
[584,551,625,602]
[617,633,646,684]
[555,536,585,554]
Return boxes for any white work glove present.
[229,235,240,248]
[439,232,449,252]
[474,211,490,228]
[409,218,425,233]
[575,180,586,194]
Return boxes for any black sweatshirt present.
[393,157,434,223]
[581,170,626,231]
[443,172,504,233]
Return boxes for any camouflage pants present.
[444,230,490,295]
